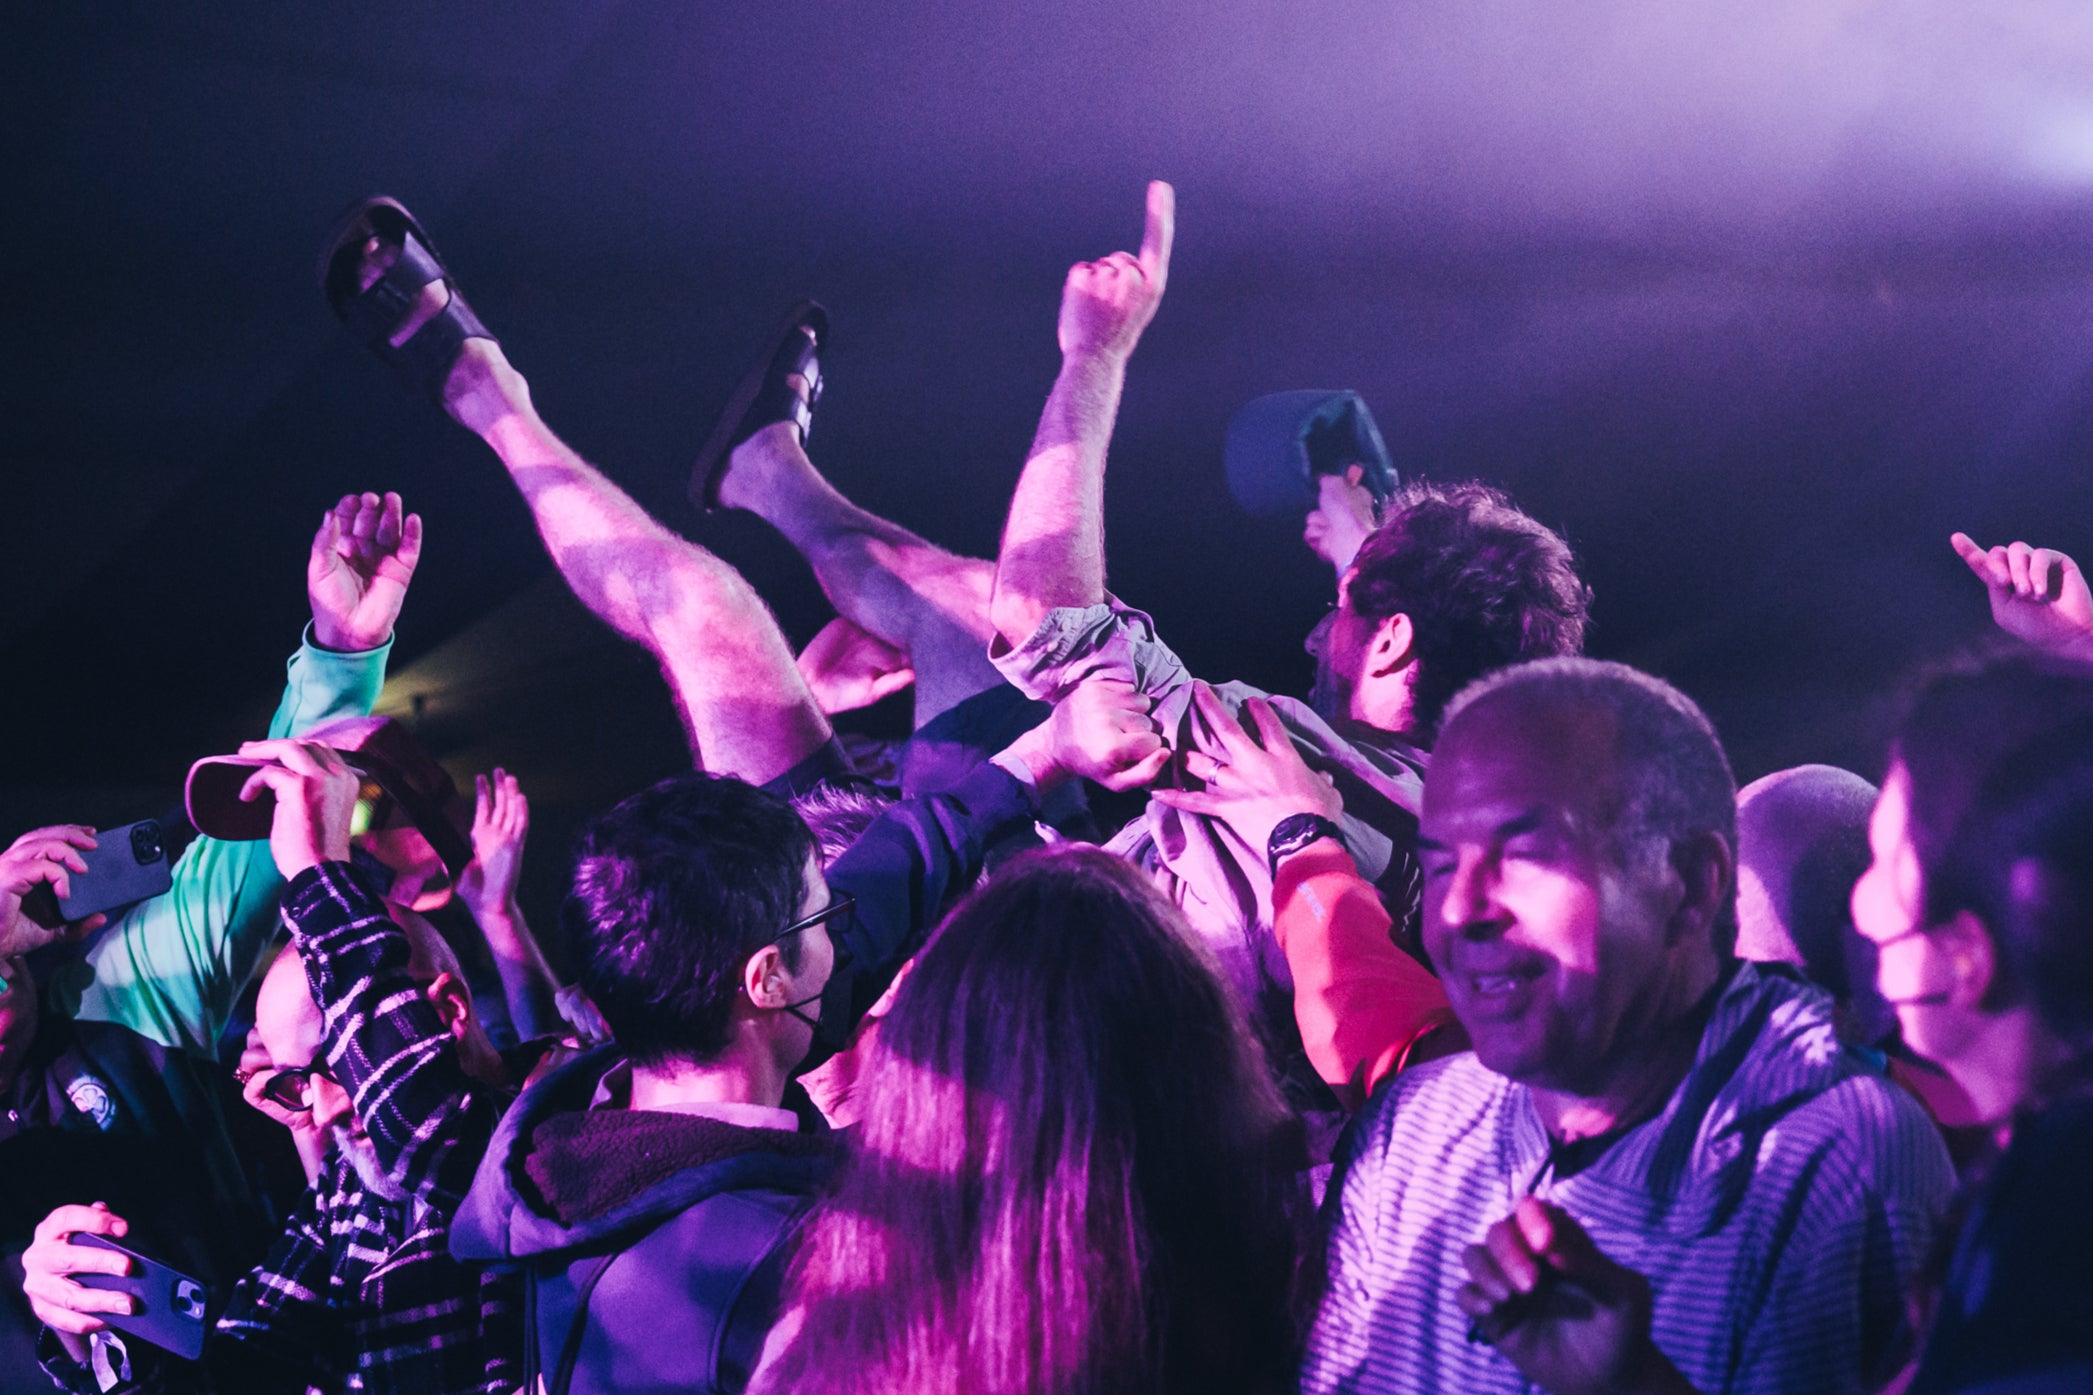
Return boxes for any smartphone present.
[21,819,173,928]
[70,1233,210,1360]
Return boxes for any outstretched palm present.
[309,491,423,652]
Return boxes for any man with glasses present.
[25,739,533,1394]
[448,672,1151,1395]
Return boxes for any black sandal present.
[689,300,829,513]
[319,196,495,403]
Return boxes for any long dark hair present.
[755,846,1307,1395]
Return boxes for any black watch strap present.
[1268,813,1344,877]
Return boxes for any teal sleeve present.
[55,627,391,1054]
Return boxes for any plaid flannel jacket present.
[42,861,522,1394]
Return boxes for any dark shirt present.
[1908,1093,2093,1395]
[2,1015,275,1395]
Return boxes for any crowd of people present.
[1,180,2088,1395]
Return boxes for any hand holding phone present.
[2,825,128,957]
[15,819,172,933]
[72,1233,211,1361]
[22,1204,209,1361]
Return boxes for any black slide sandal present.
[689,299,829,514]
[319,196,496,403]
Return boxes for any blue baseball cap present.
[1224,390,1397,519]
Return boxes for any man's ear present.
[1667,831,1736,947]
[742,945,788,1011]
[1934,911,1999,1009]
[1365,612,1416,678]
[1344,463,1368,489]
[422,971,473,1041]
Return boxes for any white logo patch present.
[66,1076,117,1131]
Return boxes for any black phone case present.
[22,819,173,927]
[72,1233,209,1361]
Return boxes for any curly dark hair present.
[1345,480,1590,737]
[565,773,817,1067]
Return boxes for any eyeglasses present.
[256,1061,343,1113]
[765,893,857,950]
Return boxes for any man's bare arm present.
[989,181,1174,648]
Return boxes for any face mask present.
[1871,925,1955,1008]
[757,894,859,1068]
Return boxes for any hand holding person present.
[1456,1198,1696,1395]
[308,491,423,652]
[1057,180,1174,365]
[234,739,360,881]
[1152,682,1343,857]
[795,617,916,716]
[1951,532,2093,659]
[0,824,108,958]
[1001,677,1172,792]
[22,1203,138,1350]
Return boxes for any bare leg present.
[718,422,1003,730]
[440,343,831,784]
[352,231,830,785]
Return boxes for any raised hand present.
[795,617,916,716]
[456,768,530,921]
[1456,1198,1693,1395]
[0,825,108,958]
[1057,181,1174,364]
[234,739,361,881]
[308,491,423,652]
[1951,532,2093,658]
[1152,682,1343,857]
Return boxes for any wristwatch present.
[1267,812,1344,876]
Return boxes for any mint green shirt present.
[46,629,390,1056]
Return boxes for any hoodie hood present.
[451,1044,835,1264]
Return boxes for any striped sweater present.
[1303,964,1954,1395]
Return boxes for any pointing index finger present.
[1950,532,2004,586]
[1140,180,1175,283]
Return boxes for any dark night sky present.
[8,2,2093,919]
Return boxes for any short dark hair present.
[793,783,896,866]
[1443,657,1740,955]
[566,773,817,1067]
[1895,650,2093,1085]
[1346,480,1590,736]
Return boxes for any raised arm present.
[453,768,565,1041]
[813,677,1167,1064]
[242,738,493,1213]
[988,181,1174,650]
[61,493,413,1056]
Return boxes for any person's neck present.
[455,1027,508,1090]
[629,1037,788,1113]
[1347,673,1416,740]
[1948,1004,2057,1139]
[1532,957,1728,1143]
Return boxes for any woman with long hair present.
[1850,649,2093,1393]
[752,844,1308,1395]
